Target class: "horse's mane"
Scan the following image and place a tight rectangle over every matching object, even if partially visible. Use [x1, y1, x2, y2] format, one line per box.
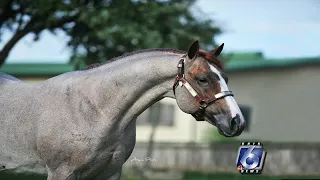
[84, 49, 185, 70]
[84, 48, 224, 70]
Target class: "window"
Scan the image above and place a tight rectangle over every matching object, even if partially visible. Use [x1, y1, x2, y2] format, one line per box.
[239, 105, 252, 132]
[136, 102, 175, 126]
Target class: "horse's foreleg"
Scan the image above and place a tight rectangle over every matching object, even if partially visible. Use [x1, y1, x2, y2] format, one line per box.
[47, 171, 80, 180]
[92, 167, 122, 180]
[46, 165, 53, 180]
[107, 171, 122, 180]
[65, 172, 81, 180]
[46, 164, 79, 180]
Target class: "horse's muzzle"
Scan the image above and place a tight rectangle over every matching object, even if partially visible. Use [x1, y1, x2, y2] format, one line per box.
[217, 114, 245, 137]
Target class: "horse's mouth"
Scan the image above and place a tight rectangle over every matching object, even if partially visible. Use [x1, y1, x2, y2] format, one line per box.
[205, 118, 217, 126]
[216, 121, 244, 137]
[205, 119, 237, 137]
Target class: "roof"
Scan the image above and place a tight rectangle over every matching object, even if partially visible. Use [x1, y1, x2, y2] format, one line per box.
[224, 52, 320, 72]
[1, 52, 320, 76]
[0, 63, 75, 76]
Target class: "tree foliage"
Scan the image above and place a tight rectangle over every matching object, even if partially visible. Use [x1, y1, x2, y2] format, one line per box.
[0, 0, 221, 67]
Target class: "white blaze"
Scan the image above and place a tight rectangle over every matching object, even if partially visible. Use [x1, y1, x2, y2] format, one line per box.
[208, 64, 245, 123]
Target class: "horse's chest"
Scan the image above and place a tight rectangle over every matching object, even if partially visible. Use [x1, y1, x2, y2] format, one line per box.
[108, 121, 136, 167]
[87, 120, 137, 178]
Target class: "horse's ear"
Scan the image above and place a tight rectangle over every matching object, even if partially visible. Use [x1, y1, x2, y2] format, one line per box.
[211, 43, 224, 57]
[187, 40, 199, 60]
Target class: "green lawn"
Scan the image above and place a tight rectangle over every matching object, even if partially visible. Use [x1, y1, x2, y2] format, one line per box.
[181, 171, 320, 180]
[1, 171, 319, 180]
[0, 171, 46, 180]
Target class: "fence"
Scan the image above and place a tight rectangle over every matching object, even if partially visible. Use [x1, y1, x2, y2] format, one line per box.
[124, 142, 320, 176]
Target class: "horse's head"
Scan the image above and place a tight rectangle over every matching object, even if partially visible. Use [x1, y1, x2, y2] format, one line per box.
[173, 40, 245, 137]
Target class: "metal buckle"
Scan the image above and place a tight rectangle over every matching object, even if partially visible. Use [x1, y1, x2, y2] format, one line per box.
[199, 100, 208, 108]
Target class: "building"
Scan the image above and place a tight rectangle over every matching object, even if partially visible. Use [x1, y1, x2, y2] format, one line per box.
[1, 52, 320, 143]
[0, 63, 75, 82]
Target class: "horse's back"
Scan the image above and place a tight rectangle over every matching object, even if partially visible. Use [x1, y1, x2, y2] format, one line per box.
[0, 72, 23, 85]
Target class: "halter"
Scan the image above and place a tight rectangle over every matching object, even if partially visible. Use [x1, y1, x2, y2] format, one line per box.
[172, 56, 234, 121]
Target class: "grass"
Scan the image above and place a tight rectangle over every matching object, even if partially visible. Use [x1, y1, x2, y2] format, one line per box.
[0, 171, 46, 180]
[1, 171, 320, 180]
[181, 171, 320, 180]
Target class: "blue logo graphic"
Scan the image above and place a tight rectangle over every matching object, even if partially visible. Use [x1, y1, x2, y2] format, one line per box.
[236, 142, 266, 174]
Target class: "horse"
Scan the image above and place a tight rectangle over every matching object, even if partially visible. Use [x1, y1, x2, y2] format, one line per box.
[0, 40, 245, 180]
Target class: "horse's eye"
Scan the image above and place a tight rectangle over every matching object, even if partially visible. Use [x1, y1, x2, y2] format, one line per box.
[196, 77, 209, 86]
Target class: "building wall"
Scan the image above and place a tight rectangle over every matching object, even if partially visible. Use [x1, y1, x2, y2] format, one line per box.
[230, 65, 320, 142]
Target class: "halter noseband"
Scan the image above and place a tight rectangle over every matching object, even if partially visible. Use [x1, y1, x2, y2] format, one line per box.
[172, 56, 234, 121]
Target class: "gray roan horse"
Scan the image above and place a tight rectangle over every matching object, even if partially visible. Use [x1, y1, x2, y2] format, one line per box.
[0, 41, 245, 180]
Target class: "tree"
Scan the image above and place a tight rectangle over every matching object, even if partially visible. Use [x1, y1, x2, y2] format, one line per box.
[0, 0, 221, 67]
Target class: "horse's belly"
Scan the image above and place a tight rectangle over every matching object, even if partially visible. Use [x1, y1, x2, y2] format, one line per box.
[0, 151, 46, 174]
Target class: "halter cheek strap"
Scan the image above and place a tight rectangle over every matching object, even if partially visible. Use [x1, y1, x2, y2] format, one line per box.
[172, 57, 234, 121]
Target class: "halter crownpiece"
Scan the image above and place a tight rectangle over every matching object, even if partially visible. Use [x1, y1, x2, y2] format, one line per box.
[172, 56, 234, 121]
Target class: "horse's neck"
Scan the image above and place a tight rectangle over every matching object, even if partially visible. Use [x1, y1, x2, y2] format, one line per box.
[71, 51, 182, 131]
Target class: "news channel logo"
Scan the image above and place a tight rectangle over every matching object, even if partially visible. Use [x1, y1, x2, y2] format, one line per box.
[236, 142, 267, 174]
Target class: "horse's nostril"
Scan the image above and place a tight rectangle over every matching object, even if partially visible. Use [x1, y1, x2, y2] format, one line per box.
[230, 114, 240, 130]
